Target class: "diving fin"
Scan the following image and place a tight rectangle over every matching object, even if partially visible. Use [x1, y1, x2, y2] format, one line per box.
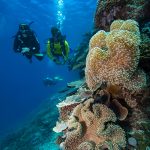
[34, 53, 44, 61]
[34, 53, 44, 57]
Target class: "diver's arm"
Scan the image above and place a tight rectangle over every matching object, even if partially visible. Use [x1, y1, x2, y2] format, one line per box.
[30, 31, 40, 53]
[13, 33, 21, 52]
[46, 40, 54, 60]
[33, 31, 40, 51]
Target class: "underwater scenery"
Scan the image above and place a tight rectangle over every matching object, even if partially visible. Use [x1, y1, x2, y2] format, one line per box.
[0, 0, 150, 150]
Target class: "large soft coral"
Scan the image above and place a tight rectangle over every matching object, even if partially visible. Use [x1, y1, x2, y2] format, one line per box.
[63, 98, 126, 150]
[85, 19, 147, 91]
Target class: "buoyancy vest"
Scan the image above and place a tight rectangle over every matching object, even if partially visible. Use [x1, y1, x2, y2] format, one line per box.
[50, 38, 66, 56]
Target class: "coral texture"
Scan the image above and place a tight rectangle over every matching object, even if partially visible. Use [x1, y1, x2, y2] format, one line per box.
[139, 22, 150, 73]
[63, 98, 126, 150]
[94, 0, 150, 31]
[92, 83, 128, 121]
[111, 99, 128, 121]
[85, 19, 147, 91]
[58, 103, 80, 121]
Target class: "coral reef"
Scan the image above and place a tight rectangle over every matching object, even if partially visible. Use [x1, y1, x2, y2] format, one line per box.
[53, 121, 67, 133]
[111, 99, 128, 121]
[94, 0, 150, 79]
[67, 79, 85, 88]
[92, 83, 128, 121]
[56, 79, 92, 122]
[128, 119, 150, 150]
[63, 98, 126, 150]
[1, 78, 149, 149]
[55, 79, 150, 149]
[139, 22, 150, 74]
[94, 0, 150, 31]
[58, 101, 80, 121]
[85, 19, 147, 91]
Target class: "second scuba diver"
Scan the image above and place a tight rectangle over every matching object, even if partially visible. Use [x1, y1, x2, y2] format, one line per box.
[13, 23, 44, 62]
[43, 76, 63, 87]
[46, 27, 70, 65]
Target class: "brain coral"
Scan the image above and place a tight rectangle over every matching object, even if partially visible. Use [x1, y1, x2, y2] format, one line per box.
[85, 19, 147, 91]
[63, 98, 126, 150]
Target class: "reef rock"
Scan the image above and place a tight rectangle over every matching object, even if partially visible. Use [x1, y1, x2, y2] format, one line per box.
[95, 0, 150, 31]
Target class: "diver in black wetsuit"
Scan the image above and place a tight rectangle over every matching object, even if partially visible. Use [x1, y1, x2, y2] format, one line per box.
[13, 23, 44, 62]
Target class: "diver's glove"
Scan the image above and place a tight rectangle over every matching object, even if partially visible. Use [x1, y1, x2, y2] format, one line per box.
[21, 47, 30, 54]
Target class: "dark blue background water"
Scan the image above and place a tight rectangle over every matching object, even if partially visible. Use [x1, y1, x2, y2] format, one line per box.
[0, 0, 96, 138]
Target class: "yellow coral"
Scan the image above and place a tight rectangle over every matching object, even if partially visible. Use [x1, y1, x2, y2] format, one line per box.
[110, 20, 124, 31]
[110, 19, 140, 33]
[85, 19, 146, 91]
[119, 19, 140, 33]
[89, 30, 107, 51]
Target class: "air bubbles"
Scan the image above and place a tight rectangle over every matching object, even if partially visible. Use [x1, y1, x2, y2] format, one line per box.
[56, 0, 65, 31]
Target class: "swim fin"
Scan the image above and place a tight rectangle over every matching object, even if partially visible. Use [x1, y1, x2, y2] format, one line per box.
[34, 53, 44, 61]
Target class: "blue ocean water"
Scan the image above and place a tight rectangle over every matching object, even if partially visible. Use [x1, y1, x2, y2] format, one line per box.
[0, 0, 96, 139]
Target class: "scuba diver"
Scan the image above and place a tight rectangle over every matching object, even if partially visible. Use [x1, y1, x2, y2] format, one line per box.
[43, 76, 63, 87]
[13, 23, 44, 62]
[46, 27, 70, 65]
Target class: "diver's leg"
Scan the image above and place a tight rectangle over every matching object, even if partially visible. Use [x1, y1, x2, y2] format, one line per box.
[24, 53, 32, 63]
[54, 55, 64, 64]
[31, 48, 44, 61]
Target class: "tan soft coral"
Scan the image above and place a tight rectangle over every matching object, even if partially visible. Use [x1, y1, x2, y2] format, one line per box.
[85, 19, 147, 91]
[63, 98, 126, 150]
